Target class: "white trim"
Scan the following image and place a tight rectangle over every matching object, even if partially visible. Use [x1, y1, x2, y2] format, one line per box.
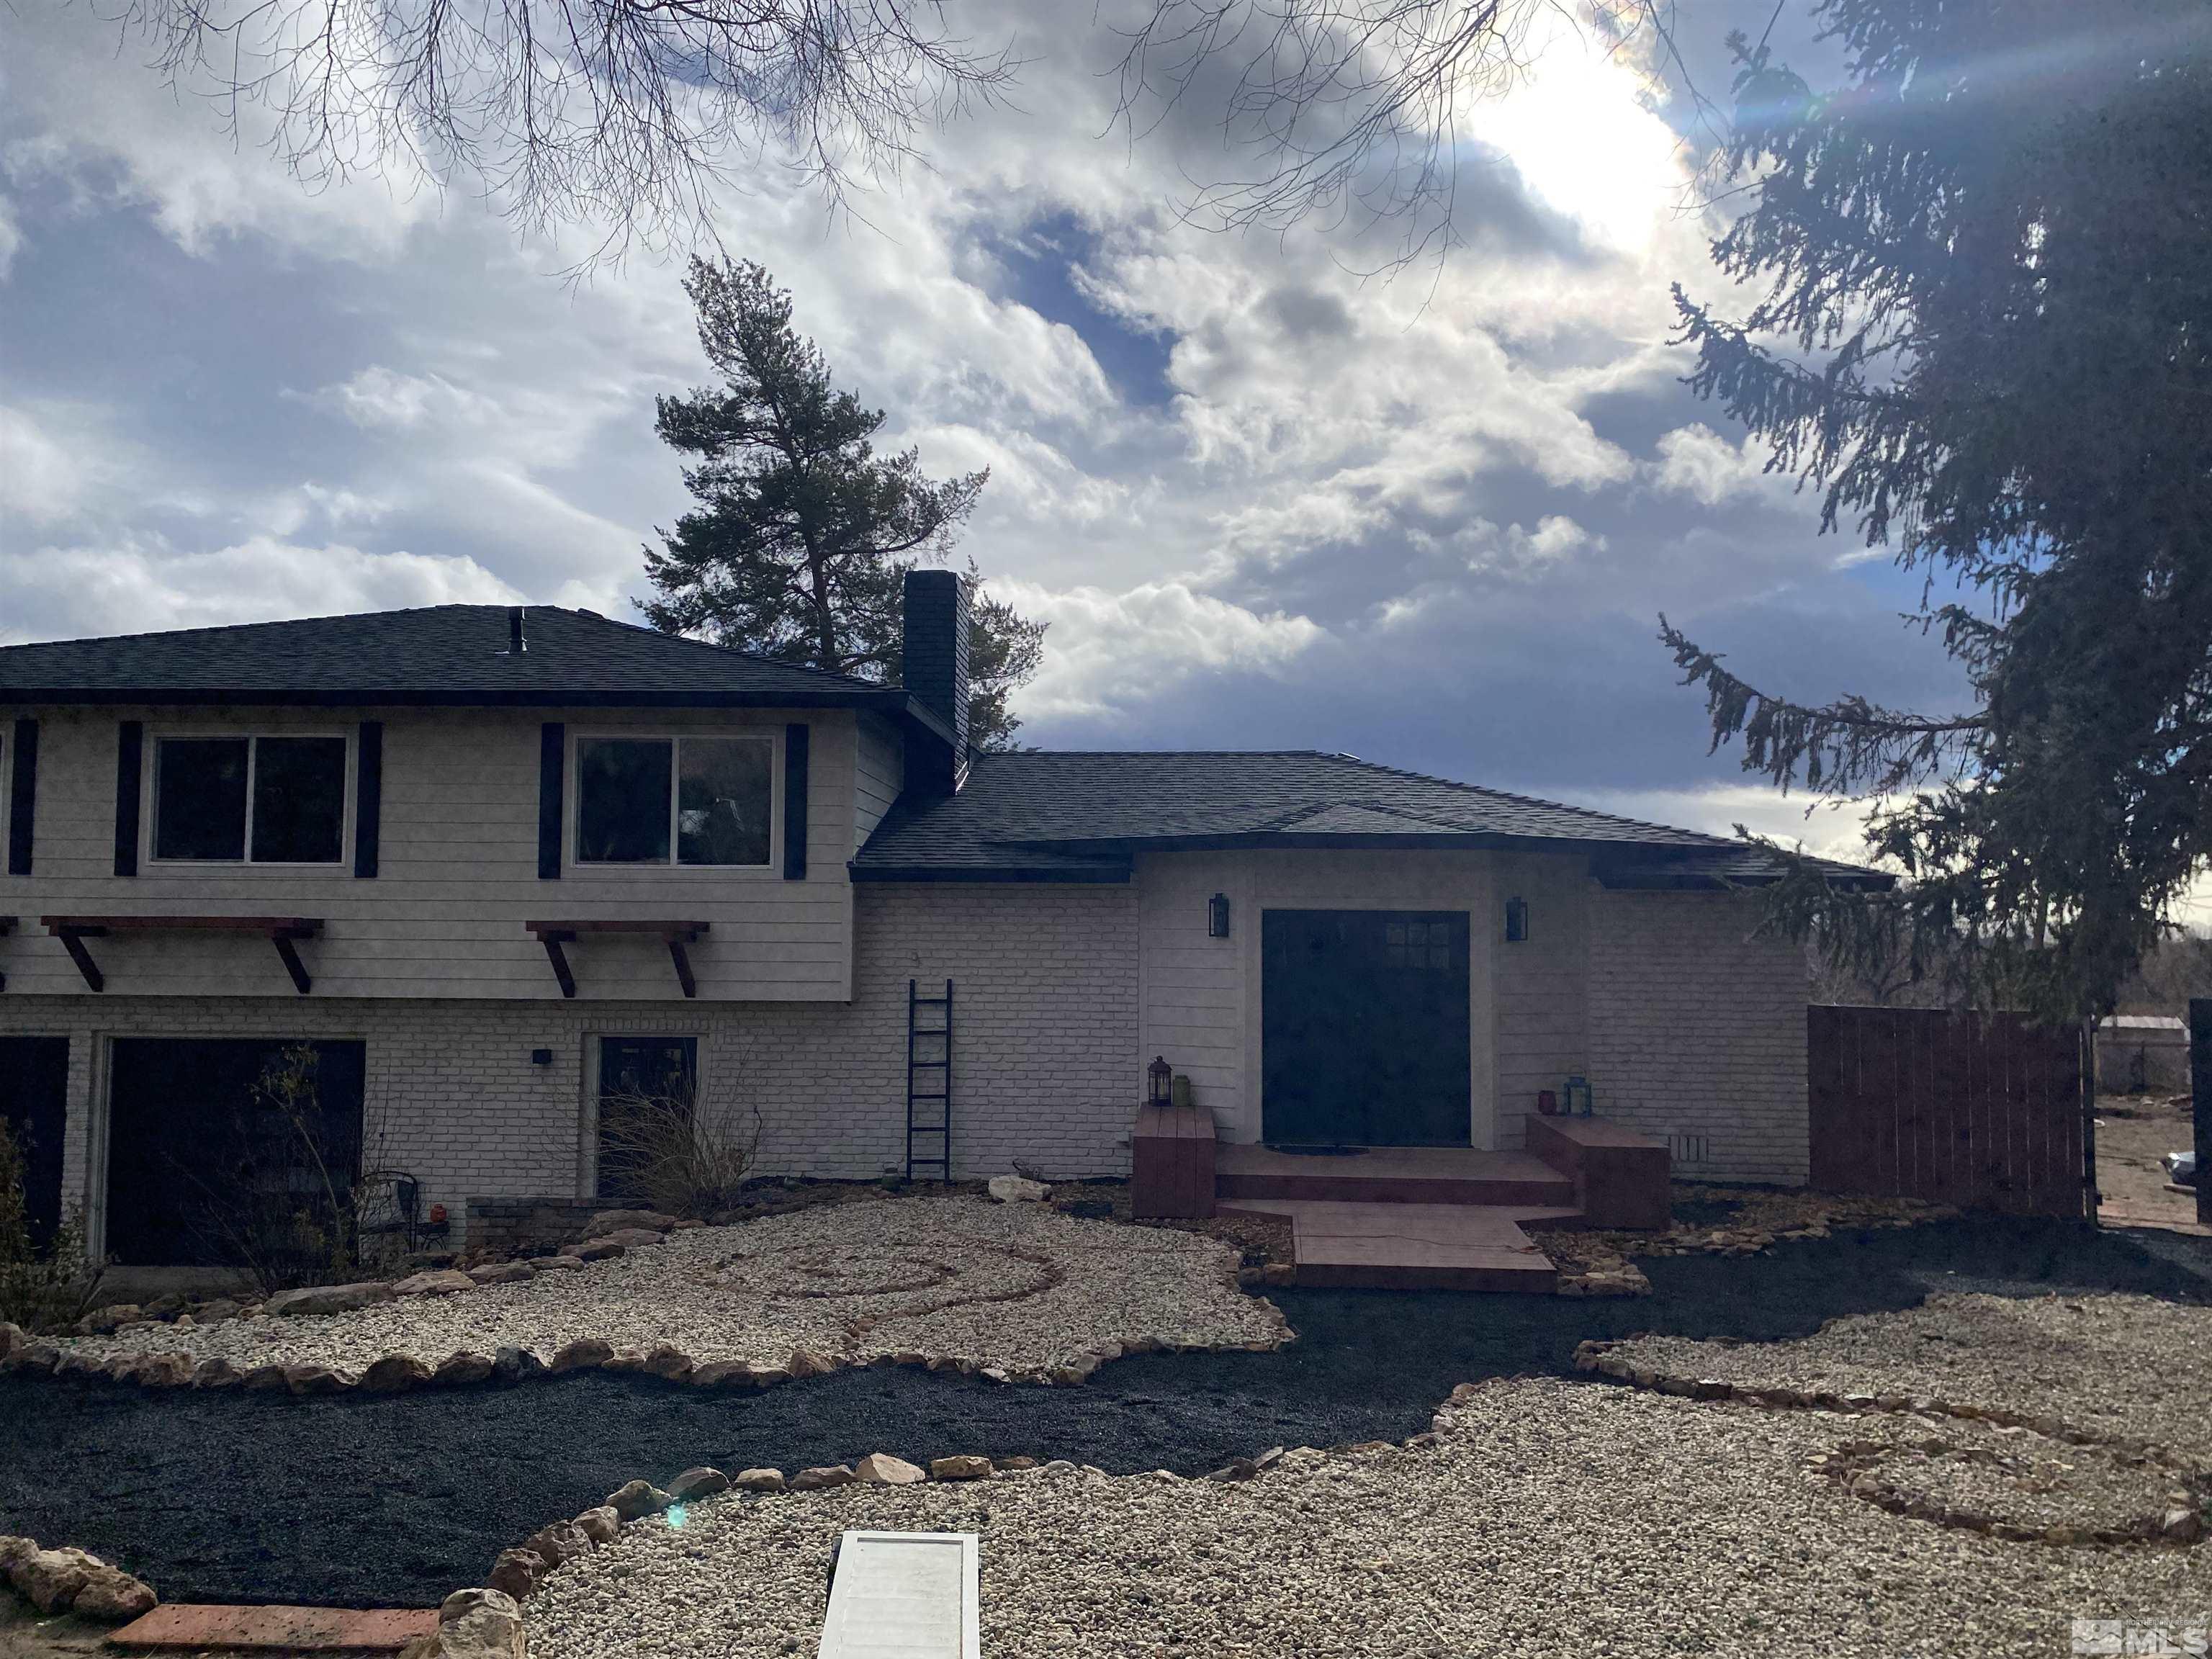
[568, 730, 778, 874]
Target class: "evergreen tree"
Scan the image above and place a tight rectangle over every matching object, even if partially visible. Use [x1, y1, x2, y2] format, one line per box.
[1665, 0, 2212, 1021]
[644, 258, 1044, 751]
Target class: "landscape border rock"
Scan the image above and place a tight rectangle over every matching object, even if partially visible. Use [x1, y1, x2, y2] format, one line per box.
[0, 1533, 158, 1622]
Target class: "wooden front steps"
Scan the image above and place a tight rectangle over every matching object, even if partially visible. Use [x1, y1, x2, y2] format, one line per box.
[1213, 1143, 1578, 1209]
[1130, 1108, 1671, 1294]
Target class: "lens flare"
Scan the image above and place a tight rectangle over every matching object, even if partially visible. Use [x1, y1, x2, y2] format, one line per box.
[665, 1503, 688, 1530]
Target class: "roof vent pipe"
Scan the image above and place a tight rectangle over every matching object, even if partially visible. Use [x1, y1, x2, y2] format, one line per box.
[508, 606, 526, 655]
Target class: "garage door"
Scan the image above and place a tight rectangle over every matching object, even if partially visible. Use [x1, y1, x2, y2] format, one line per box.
[1262, 910, 1471, 1147]
[106, 1038, 366, 1267]
[1, 1038, 70, 1251]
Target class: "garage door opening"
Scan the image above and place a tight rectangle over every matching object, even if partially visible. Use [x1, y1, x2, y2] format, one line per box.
[105, 1038, 367, 1267]
[1262, 910, 1471, 1148]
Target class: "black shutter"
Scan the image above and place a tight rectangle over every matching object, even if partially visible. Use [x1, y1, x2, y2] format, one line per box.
[354, 720, 383, 878]
[113, 720, 143, 876]
[783, 722, 809, 880]
[538, 722, 565, 879]
[6, 718, 36, 876]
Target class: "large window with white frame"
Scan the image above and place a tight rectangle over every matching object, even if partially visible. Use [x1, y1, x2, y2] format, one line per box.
[152, 734, 349, 864]
[575, 734, 773, 868]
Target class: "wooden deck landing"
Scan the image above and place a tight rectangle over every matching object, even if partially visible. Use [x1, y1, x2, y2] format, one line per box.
[1219, 1198, 1565, 1292]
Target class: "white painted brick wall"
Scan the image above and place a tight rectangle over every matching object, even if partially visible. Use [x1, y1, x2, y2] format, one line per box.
[1585, 888, 1810, 1185]
[0, 882, 1140, 1256]
[746, 884, 1140, 1182]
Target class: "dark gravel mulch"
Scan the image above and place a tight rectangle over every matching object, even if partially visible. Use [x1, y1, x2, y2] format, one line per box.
[1, 1215, 2205, 1609]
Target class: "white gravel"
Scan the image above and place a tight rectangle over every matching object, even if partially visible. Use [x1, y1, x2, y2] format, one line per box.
[523, 1371, 2212, 1659]
[1606, 1292, 2212, 1458]
[58, 1195, 1287, 1382]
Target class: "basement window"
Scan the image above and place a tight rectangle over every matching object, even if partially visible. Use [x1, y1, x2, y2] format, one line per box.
[153, 735, 348, 864]
[576, 736, 772, 868]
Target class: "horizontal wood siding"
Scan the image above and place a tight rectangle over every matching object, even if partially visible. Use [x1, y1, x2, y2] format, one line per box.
[0, 705, 861, 1002]
[854, 711, 904, 853]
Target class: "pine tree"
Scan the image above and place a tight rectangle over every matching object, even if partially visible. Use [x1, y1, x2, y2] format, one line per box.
[643, 258, 1045, 750]
[1665, 0, 2212, 1020]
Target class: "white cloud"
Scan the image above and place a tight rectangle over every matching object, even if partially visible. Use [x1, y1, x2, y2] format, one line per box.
[995, 577, 1324, 720]
[0, 6, 436, 261]
[1462, 513, 1603, 573]
[1464, 10, 1688, 254]
[310, 367, 504, 433]
[0, 536, 521, 643]
[0, 190, 22, 279]
[0, 402, 100, 527]
[1650, 423, 1791, 508]
[1571, 783, 1894, 868]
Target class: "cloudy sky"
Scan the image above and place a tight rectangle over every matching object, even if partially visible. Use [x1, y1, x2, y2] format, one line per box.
[0, 0, 1974, 860]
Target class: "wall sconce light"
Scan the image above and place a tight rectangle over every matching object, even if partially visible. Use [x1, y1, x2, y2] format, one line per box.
[1208, 893, 1231, 938]
[1504, 896, 1529, 943]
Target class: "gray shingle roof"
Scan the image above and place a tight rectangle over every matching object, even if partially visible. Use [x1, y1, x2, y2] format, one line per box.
[0, 605, 937, 721]
[853, 750, 1891, 886]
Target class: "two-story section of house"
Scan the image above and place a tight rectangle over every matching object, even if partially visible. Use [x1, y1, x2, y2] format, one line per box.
[0, 575, 991, 1262]
[0, 570, 1866, 1266]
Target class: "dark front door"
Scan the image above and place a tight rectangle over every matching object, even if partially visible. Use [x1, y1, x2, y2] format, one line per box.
[1262, 909, 1471, 1147]
[106, 1038, 367, 1266]
[1, 1038, 70, 1250]
[596, 1036, 698, 1205]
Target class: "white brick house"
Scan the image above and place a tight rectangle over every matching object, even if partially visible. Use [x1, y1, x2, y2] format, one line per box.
[0, 575, 1865, 1261]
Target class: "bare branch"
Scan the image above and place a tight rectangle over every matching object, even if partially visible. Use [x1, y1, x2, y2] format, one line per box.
[1104, 0, 1722, 271]
[103, 0, 1020, 267]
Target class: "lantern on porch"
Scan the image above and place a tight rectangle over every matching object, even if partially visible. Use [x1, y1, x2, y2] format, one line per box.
[1147, 1055, 1174, 1108]
[1208, 892, 1231, 938]
[1504, 896, 1529, 943]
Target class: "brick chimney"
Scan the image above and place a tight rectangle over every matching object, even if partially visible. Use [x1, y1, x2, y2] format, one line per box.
[902, 567, 971, 796]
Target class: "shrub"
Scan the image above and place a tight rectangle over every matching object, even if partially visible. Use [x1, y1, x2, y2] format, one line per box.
[0, 1118, 103, 1334]
[595, 1088, 760, 1218]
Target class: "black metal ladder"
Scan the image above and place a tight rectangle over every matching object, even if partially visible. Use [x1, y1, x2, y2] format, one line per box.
[906, 978, 953, 1182]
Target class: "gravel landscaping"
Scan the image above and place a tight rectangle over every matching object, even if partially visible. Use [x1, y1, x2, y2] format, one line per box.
[1603, 1292, 2212, 1460]
[1808, 1414, 2193, 1537]
[522, 1375, 2212, 1659]
[1, 1214, 2206, 1609]
[50, 1195, 1287, 1385]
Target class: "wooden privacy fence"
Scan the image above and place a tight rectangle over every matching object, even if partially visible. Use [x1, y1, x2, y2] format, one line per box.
[1807, 1005, 2089, 1218]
